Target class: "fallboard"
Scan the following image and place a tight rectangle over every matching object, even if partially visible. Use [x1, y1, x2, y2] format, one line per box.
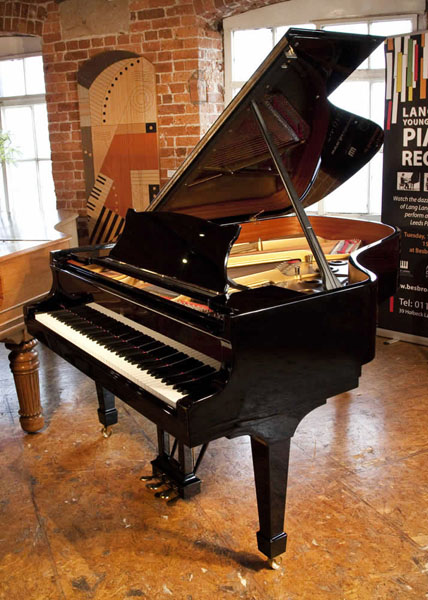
[53, 267, 229, 364]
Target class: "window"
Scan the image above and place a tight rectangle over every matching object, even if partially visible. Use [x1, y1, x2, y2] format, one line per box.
[0, 55, 55, 216]
[224, 11, 418, 216]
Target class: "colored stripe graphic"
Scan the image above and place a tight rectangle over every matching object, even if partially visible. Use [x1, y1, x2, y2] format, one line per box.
[421, 57, 426, 99]
[407, 38, 413, 88]
[386, 100, 392, 130]
[397, 52, 402, 93]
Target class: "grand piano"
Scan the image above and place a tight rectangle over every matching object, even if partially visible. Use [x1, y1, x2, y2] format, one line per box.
[25, 29, 399, 567]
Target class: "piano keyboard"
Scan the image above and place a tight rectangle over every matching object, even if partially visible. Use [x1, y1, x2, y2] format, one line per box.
[87, 174, 125, 244]
[87, 174, 112, 217]
[35, 302, 221, 408]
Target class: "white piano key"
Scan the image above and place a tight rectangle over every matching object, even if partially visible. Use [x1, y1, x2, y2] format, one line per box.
[35, 311, 211, 408]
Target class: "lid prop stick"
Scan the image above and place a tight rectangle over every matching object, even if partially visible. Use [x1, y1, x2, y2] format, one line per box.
[250, 99, 342, 291]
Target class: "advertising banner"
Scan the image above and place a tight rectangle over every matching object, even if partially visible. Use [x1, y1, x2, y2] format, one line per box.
[379, 33, 428, 343]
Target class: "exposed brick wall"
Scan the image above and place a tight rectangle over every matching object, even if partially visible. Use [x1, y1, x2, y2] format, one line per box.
[0, 2, 47, 36]
[1, 0, 287, 212]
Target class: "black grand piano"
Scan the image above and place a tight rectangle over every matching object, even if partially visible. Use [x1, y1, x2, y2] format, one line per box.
[26, 29, 399, 568]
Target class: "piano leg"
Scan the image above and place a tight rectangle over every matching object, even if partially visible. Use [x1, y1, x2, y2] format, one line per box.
[6, 338, 44, 433]
[250, 436, 290, 565]
[95, 383, 118, 436]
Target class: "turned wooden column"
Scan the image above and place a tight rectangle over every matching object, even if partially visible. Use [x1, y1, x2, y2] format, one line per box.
[6, 338, 44, 433]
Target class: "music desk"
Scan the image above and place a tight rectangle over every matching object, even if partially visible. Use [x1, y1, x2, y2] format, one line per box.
[0, 209, 77, 433]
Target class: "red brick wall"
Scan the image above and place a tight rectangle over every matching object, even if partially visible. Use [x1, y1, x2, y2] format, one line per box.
[0, 0, 286, 212]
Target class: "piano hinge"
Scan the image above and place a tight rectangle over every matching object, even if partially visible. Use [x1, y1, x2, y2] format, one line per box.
[249, 209, 265, 222]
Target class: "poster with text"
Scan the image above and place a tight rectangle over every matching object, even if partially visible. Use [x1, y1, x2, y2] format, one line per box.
[379, 32, 428, 340]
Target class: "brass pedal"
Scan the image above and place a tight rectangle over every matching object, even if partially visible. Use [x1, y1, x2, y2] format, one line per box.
[156, 487, 174, 500]
[140, 474, 156, 482]
[146, 477, 166, 491]
[166, 492, 180, 505]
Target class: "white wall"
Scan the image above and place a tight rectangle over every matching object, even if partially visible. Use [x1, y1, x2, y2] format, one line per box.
[0, 36, 41, 59]
[224, 0, 426, 30]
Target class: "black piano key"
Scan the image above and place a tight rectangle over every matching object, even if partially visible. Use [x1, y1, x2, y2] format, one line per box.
[130, 339, 164, 351]
[116, 331, 150, 342]
[131, 351, 182, 369]
[89, 317, 117, 329]
[147, 354, 195, 375]
[105, 338, 133, 350]
[108, 338, 155, 354]
[173, 368, 217, 392]
[146, 357, 198, 379]
[57, 314, 83, 324]
[55, 316, 91, 330]
[111, 333, 149, 345]
[114, 347, 185, 369]
[126, 354, 178, 370]
[148, 346, 177, 358]
[155, 358, 203, 380]
[53, 309, 73, 317]
[75, 323, 105, 336]
[70, 306, 93, 316]
[120, 341, 165, 358]
[51, 306, 216, 389]
[82, 326, 106, 336]
[128, 345, 181, 365]
[77, 309, 114, 324]
[105, 328, 154, 346]
[87, 331, 116, 343]
[167, 364, 215, 385]
[58, 308, 156, 345]
[103, 338, 139, 353]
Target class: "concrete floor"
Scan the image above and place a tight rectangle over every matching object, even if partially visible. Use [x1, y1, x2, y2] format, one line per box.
[1, 337, 428, 599]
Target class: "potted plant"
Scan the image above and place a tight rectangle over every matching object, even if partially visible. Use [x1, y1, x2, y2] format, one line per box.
[0, 131, 19, 164]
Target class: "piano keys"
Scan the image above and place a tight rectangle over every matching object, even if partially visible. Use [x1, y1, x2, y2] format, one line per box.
[25, 28, 399, 568]
[35, 302, 221, 407]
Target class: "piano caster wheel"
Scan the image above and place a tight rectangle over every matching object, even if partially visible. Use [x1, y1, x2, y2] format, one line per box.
[268, 557, 282, 570]
[101, 426, 113, 438]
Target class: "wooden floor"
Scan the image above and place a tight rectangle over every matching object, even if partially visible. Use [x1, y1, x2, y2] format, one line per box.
[1, 337, 428, 599]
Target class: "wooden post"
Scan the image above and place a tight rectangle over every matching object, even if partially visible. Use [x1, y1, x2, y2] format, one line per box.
[6, 338, 44, 433]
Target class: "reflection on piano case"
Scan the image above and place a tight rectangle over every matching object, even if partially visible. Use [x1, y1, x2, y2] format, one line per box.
[25, 29, 399, 568]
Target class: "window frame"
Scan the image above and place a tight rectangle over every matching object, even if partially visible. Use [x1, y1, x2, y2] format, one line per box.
[0, 52, 51, 214]
[223, 11, 419, 218]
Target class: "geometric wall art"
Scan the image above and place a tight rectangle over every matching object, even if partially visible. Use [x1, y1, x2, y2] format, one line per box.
[77, 51, 160, 244]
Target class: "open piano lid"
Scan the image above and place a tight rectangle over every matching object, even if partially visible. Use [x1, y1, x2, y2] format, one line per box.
[149, 28, 384, 224]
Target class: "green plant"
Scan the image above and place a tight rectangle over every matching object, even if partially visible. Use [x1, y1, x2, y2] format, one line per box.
[0, 131, 19, 164]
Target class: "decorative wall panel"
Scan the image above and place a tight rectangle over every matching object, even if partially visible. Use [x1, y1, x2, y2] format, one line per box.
[77, 51, 160, 244]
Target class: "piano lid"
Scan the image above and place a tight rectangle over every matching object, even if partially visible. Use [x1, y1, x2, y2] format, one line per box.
[149, 28, 384, 224]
